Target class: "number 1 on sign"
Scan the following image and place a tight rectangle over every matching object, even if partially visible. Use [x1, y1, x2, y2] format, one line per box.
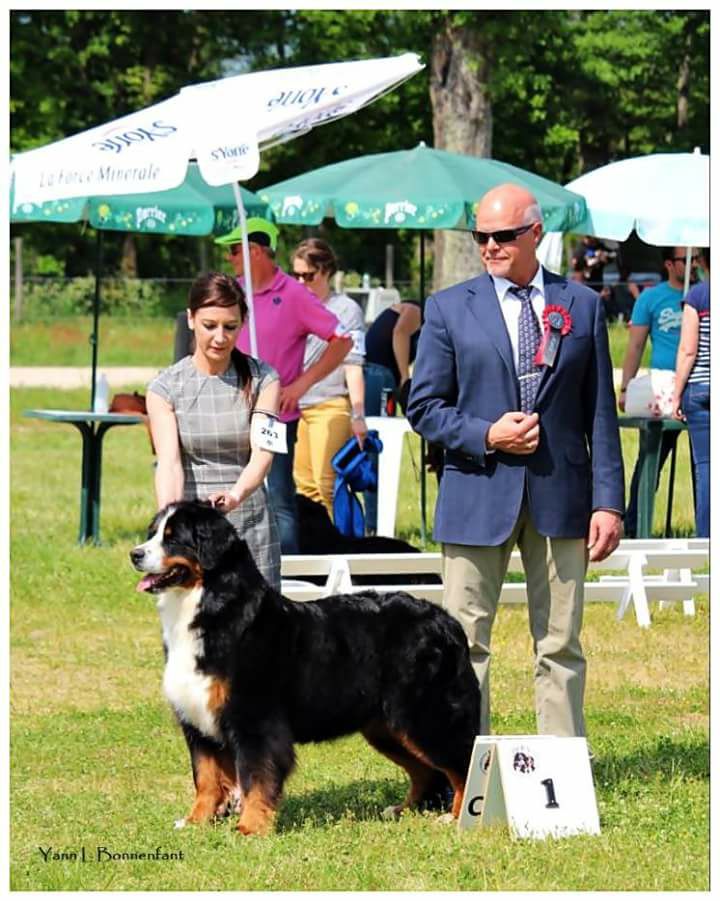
[541, 778, 560, 809]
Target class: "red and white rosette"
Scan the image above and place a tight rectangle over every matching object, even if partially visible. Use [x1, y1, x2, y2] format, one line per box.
[534, 305, 573, 367]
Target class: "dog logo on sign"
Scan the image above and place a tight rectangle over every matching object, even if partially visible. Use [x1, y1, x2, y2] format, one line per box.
[512, 750, 535, 774]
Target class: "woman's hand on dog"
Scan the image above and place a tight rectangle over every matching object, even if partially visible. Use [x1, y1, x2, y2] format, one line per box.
[207, 491, 241, 513]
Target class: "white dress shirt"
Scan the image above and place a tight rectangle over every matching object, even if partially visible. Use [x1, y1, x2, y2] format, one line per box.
[490, 267, 546, 371]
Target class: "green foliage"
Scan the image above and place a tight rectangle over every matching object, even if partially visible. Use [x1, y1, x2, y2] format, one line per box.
[19, 277, 96, 318]
[9, 10, 710, 283]
[16, 278, 167, 320]
[10, 10, 249, 153]
[34, 254, 65, 276]
[484, 8, 709, 181]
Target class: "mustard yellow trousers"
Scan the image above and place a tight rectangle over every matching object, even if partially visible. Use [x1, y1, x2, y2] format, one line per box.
[293, 396, 352, 518]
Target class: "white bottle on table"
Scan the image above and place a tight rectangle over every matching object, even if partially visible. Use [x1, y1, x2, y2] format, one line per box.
[93, 373, 110, 413]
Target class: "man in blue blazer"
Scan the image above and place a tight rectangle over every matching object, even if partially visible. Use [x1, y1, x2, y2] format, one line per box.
[407, 183, 624, 738]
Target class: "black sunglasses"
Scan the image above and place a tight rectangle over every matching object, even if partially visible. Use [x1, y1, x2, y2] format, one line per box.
[291, 269, 319, 282]
[471, 223, 535, 245]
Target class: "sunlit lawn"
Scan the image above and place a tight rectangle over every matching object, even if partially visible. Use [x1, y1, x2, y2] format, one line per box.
[10, 316, 648, 370]
[10, 384, 707, 891]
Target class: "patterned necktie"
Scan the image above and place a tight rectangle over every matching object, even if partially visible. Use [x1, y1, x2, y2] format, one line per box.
[509, 285, 543, 413]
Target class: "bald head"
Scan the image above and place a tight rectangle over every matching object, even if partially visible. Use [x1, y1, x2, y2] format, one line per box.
[476, 183, 542, 228]
[474, 183, 543, 286]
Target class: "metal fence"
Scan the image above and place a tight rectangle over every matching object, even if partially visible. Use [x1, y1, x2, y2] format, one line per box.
[9, 275, 646, 322]
[9, 276, 421, 320]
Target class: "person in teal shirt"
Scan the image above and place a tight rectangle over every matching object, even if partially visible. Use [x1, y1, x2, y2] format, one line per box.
[618, 246, 697, 536]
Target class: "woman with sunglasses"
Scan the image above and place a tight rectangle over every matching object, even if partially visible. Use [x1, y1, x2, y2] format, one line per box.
[290, 238, 367, 518]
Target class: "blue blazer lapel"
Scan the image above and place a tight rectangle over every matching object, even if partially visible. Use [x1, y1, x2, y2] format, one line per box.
[466, 274, 517, 386]
[535, 268, 576, 404]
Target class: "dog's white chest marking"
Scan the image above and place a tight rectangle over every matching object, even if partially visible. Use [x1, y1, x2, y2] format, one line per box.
[158, 586, 221, 741]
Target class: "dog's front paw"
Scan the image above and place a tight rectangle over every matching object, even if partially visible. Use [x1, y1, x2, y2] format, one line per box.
[381, 804, 403, 821]
[434, 812, 455, 826]
[229, 785, 244, 815]
[174, 818, 187, 830]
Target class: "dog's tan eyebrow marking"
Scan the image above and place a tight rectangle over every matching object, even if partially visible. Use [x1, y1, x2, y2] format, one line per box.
[163, 555, 203, 587]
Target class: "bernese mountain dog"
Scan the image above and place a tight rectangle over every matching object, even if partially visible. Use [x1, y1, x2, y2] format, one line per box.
[130, 501, 479, 836]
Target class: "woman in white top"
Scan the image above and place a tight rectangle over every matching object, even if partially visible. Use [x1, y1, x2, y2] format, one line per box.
[291, 238, 367, 517]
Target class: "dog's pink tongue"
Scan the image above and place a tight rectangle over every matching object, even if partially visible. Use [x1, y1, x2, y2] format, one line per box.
[136, 575, 155, 593]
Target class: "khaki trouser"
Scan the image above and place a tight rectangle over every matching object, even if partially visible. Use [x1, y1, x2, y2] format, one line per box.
[443, 504, 589, 737]
[293, 396, 352, 517]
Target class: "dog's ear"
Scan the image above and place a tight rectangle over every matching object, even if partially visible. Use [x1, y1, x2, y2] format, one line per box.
[194, 508, 239, 572]
[198, 530, 266, 623]
[145, 508, 166, 540]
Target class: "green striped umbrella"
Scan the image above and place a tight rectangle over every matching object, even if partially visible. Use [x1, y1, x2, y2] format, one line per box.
[259, 142, 587, 232]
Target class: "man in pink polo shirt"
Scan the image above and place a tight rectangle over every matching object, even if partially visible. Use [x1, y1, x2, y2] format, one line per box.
[215, 218, 352, 554]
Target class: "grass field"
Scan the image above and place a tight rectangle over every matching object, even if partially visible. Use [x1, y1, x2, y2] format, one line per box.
[9, 384, 708, 891]
[9, 315, 650, 370]
[10, 316, 177, 367]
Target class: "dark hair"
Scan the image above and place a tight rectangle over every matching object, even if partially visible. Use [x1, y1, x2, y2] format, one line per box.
[659, 247, 681, 281]
[188, 272, 252, 393]
[292, 238, 338, 277]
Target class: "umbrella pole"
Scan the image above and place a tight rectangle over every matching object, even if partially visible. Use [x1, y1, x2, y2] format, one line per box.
[684, 146, 703, 297]
[231, 182, 258, 358]
[419, 230, 427, 546]
[684, 246, 692, 295]
[90, 230, 103, 411]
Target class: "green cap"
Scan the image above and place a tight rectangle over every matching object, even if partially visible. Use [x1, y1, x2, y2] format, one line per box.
[214, 217, 279, 251]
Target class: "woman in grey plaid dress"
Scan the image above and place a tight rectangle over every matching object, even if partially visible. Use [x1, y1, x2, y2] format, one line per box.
[147, 273, 281, 588]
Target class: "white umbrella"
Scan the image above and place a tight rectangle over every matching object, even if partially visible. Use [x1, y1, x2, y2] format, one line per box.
[10, 53, 424, 357]
[537, 149, 709, 292]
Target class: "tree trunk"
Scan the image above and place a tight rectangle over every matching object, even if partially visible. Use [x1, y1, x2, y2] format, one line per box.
[120, 233, 138, 278]
[677, 48, 690, 131]
[429, 19, 493, 292]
